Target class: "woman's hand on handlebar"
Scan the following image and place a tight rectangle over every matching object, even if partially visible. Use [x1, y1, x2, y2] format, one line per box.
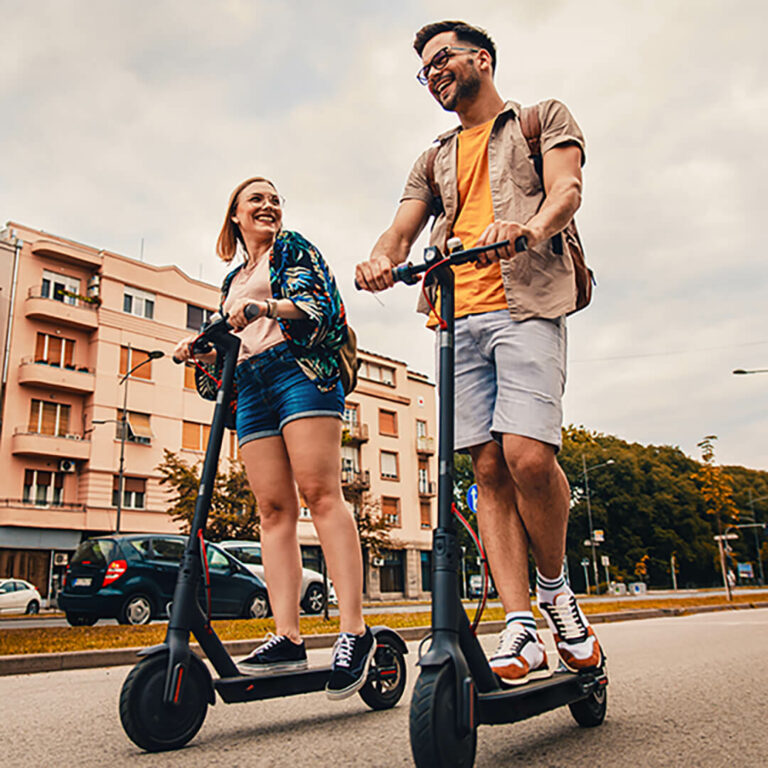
[228, 298, 265, 331]
[475, 221, 536, 265]
[355, 254, 396, 292]
[172, 335, 216, 365]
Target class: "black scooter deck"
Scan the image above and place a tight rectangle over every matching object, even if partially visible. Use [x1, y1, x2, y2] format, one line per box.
[477, 667, 607, 725]
[215, 666, 333, 702]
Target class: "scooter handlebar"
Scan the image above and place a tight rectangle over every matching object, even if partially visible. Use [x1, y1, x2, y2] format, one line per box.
[171, 304, 259, 364]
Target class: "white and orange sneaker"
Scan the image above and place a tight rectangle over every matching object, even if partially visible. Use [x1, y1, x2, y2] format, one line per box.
[489, 623, 551, 685]
[538, 591, 603, 671]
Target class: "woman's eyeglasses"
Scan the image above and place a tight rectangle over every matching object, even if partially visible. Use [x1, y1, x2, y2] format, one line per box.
[416, 46, 479, 85]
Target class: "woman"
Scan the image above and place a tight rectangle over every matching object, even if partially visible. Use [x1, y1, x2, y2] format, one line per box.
[174, 176, 372, 700]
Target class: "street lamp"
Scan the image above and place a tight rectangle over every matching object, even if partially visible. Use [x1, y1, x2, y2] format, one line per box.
[582, 456, 615, 594]
[733, 368, 768, 375]
[93, 347, 164, 534]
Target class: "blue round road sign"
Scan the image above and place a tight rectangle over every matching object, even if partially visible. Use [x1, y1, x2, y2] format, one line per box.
[466, 484, 478, 514]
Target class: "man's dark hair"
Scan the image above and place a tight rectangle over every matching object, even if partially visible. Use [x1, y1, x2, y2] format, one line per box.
[413, 20, 497, 73]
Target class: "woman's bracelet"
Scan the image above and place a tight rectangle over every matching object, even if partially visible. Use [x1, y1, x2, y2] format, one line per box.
[265, 299, 278, 319]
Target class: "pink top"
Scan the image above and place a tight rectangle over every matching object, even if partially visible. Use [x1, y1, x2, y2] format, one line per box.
[223, 253, 284, 362]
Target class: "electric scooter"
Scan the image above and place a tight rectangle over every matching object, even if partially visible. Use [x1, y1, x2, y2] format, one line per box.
[118, 306, 408, 752]
[374, 237, 607, 768]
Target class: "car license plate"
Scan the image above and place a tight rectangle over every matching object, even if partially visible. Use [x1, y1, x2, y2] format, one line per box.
[73, 577, 92, 587]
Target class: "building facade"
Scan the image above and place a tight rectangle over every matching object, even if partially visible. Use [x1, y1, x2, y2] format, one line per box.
[0, 223, 436, 603]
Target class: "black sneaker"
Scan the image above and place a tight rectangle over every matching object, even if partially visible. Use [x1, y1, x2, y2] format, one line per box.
[325, 627, 375, 700]
[237, 633, 308, 675]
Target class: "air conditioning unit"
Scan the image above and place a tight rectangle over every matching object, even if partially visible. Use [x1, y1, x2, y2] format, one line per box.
[58, 459, 76, 473]
[53, 553, 69, 566]
[372, 557, 385, 567]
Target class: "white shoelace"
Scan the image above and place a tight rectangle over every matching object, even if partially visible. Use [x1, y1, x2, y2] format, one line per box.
[494, 625, 533, 659]
[255, 632, 284, 653]
[544, 596, 588, 641]
[331, 633, 355, 669]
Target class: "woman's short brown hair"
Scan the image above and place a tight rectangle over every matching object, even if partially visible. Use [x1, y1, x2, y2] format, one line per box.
[216, 176, 278, 262]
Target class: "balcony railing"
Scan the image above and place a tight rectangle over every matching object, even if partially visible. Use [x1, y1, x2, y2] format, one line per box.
[342, 422, 369, 444]
[25, 289, 98, 330]
[0, 498, 86, 512]
[418, 480, 436, 496]
[11, 429, 91, 459]
[341, 468, 371, 492]
[416, 435, 435, 454]
[18, 358, 95, 393]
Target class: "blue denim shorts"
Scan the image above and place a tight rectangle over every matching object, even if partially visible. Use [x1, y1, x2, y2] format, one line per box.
[449, 310, 567, 451]
[234, 342, 344, 447]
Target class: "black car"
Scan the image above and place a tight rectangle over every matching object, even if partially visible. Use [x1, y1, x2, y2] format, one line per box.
[59, 534, 269, 626]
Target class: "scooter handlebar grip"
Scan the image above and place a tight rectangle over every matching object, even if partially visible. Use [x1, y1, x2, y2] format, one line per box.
[244, 303, 261, 320]
[172, 355, 184, 365]
[514, 235, 528, 252]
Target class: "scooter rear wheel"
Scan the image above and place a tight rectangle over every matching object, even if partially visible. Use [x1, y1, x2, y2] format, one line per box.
[359, 634, 406, 710]
[568, 683, 607, 727]
[410, 665, 477, 768]
[119, 655, 208, 752]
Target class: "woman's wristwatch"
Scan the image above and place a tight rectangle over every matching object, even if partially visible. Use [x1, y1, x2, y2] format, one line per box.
[264, 299, 278, 319]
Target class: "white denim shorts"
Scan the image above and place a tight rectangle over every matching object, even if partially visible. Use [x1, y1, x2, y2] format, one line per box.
[446, 310, 567, 451]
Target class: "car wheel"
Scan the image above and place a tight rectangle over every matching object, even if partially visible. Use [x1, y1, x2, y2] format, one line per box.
[245, 592, 270, 619]
[301, 583, 326, 614]
[66, 612, 98, 626]
[25, 600, 40, 615]
[120, 594, 154, 625]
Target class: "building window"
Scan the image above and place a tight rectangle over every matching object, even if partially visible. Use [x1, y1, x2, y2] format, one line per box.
[23, 470, 65, 506]
[182, 420, 210, 452]
[41, 270, 79, 305]
[418, 459, 430, 494]
[343, 403, 359, 427]
[119, 346, 153, 380]
[420, 501, 432, 530]
[28, 400, 70, 436]
[382, 496, 401, 528]
[378, 409, 398, 436]
[379, 549, 404, 592]
[118, 411, 152, 444]
[380, 450, 399, 480]
[34, 333, 75, 367]
[342, 445, 360, 473]
[416, 419, 428, 438]
[123, 286, 155, 319]
[184, 363, 197, 390]
[359, 360, 395, 386]
[112, 476, 146, 508]
[421, 551, 432, 591]
[186, 304, 213, 331]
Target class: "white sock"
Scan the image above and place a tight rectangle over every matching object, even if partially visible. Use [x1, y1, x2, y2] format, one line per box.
[505, 611, 537, 638]
[536, 568, 569, 605]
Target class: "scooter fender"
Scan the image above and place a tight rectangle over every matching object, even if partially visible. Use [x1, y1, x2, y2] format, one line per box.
[370, 626, 408, 656]
[415, 650, 477, 735]
[137, 643, 216, 705]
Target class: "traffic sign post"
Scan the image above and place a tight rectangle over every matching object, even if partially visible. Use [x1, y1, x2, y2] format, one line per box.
[580, 557, 590, 594]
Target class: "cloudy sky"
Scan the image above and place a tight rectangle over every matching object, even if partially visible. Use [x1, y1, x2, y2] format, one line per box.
[2, 0, 767, 471]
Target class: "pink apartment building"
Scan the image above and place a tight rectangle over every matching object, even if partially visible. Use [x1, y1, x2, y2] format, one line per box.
[0, 223, 436, 604]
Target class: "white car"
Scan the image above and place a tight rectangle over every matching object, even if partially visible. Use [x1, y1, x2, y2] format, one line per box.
[0, 578, 42, 614]
[219, 540, 337, 615]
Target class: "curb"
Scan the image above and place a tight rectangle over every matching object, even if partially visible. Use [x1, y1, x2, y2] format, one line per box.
[2, 601, 767, 677]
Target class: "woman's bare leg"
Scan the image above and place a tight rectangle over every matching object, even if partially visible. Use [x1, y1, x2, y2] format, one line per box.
[239, 435, 303, 642]
[282, 416, 365, 635]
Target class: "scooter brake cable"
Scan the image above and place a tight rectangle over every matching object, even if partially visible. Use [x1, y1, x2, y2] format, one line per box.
[197, 530, 213, 628]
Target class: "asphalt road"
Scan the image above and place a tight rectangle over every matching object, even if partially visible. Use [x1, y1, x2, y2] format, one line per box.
[1, 608, 766, 767]
[5, 587, 768, 629]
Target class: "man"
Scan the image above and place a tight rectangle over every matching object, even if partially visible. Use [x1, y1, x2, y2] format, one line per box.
[355, 20, 602, 684]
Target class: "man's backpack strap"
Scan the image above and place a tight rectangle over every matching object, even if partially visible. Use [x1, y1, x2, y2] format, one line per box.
[519, 104, 594, 312]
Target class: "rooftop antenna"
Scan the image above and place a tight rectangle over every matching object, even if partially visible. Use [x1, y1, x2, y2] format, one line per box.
[140, 237, 145, 261]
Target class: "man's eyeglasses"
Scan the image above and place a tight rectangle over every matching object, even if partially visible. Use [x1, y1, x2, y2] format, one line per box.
[416, 46, 479, 85]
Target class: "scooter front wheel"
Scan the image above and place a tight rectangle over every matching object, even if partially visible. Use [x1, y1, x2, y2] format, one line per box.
[409, 665, 477, 768]
[119, 654, 208, 752]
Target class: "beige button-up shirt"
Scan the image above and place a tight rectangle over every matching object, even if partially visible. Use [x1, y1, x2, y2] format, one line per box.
[401, 99, 586, 320]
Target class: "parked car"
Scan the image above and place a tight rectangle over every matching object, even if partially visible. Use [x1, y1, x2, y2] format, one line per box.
[467, 573, 497, 599]
[0, 578, 42, 614]
[59, 534, 269, 626]
[219, 540, 337, 614]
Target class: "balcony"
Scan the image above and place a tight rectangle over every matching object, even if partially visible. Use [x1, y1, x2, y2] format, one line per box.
[31, 239, 102, 269]
[25, 291, 98, 331]
[416, 436, 435, 454]
[11, 429, 91, 460]
[18, 359, 95, 394]
[341, 469, 371, 493]
[342, 422, 369, 444]
[419, 481, 436, 497]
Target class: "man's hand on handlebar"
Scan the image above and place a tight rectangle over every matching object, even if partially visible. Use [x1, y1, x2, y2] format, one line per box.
[355, 254, 396, 293]
[475, 221, 536, 265]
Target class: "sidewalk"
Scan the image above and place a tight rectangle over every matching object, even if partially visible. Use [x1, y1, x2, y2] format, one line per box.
[2, 599, 766, 677]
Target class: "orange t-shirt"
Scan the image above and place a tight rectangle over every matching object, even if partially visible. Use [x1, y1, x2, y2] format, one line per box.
[427, 118, 508, 326]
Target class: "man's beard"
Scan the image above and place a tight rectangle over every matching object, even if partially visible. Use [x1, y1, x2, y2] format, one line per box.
[439, 68, 481, 112]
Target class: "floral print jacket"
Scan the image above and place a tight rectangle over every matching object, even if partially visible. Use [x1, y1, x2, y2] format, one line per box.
[221, 230, 348, 392]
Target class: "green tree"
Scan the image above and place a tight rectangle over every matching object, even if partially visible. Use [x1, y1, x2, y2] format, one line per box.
[354, 491, 395, 560]
[157, 450, 260, 542]
[690, 436, 740, 532]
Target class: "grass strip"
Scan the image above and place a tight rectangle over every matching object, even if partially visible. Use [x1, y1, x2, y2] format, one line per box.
[0, 593, 762, 656]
